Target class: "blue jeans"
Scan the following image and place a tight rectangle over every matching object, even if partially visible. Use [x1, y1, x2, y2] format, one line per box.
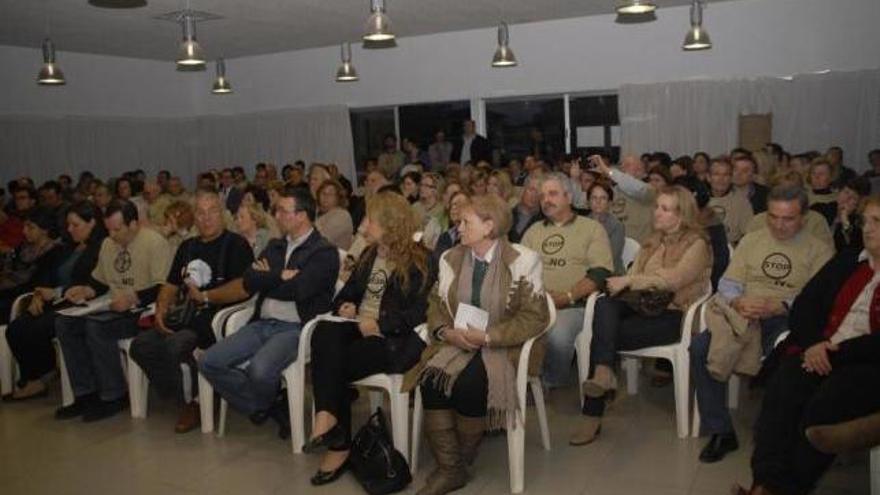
[690, 315, 788, 435]
[199, 319, 302, 415]
[55, 313, 139, 401]
[542, 307, 585, 389]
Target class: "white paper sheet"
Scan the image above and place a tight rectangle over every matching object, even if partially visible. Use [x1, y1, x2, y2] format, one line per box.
[57, 294, 113, 317]
[454, 303, 489, 333]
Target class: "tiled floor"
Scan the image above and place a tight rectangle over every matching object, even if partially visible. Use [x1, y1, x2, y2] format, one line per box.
[0, 368, 870, 495]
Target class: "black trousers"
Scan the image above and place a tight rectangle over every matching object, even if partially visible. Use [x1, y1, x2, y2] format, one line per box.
[420, 352, 488, 418]
[128, 308, 216, 403]
[752, 354, 880, 495]
[583, 297, 683, 417]
[310, 321, 391, 448]
[6, 311, 57, 382]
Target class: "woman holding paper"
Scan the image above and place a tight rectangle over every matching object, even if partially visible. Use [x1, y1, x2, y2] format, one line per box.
[4, 201, 106, 399]
[303, 191, 434, 486]
[403, 194, 550, 495]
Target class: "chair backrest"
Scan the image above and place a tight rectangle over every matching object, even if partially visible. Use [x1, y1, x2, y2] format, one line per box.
[10, 292, 32, 322]
[678, 283, 714, 350]
[622, 237, 641, 269]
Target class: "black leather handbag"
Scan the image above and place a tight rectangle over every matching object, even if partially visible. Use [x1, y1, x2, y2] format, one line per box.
[615, 288, 675, 317]
[349, 408, 412, 495]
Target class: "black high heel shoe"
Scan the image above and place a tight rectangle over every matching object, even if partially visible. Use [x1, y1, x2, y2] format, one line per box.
[302, 424, 346, 453]
[310, 459, 349, 486]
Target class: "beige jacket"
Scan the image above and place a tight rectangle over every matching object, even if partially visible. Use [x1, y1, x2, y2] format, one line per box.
[704, 294, 762, 381]
[402, 241, 550, 391]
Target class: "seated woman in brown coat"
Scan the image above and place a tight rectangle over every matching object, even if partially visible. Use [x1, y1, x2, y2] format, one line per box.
[404, 194, 550, 495]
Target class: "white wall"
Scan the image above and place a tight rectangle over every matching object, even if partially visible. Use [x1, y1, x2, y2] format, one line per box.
[193, 0, 880, 116]
[0, 45, 199, 118]
[2, 0, 877, 119]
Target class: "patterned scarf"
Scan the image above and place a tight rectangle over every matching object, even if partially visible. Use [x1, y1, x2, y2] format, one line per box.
[422, 245, 517, 429]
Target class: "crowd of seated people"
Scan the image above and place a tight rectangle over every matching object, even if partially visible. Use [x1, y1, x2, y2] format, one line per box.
[2, 131, 879, 495]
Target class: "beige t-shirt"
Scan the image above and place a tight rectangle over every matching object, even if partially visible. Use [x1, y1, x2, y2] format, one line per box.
[808, 189, 836, 206]
[746, 209, 834, 250]
[611, 188, 653, 243]
[92, 227, 172, 297]
[358, 256, 393, 321]
[708, 190, 754, 245]
[724, 228, 832, 301]
[521, 215, 613, 293]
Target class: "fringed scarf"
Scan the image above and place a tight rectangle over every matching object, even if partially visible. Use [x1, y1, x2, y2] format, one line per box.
[421, 246, 517, 429]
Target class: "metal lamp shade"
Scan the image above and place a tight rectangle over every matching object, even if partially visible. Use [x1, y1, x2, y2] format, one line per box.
[617, 0, 657, 15]
[37, 38, 65, 85]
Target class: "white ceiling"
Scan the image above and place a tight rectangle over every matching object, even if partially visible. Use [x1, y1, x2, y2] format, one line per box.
[0, 0, 717, 61]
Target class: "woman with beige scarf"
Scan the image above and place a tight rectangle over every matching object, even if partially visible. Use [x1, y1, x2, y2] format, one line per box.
[403, 194, 550, 495]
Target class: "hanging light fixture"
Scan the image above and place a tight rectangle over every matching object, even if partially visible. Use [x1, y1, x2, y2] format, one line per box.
[616, 0, 657, 15]
[336, 43, 359, 82]
[363, 0, 394, 42]
[683, 0, 712, 51]
[176, 13, 205, 68]
[211, 58, 232, 94]
[88, 0, 147, 7]
[37, 38, 66, 85]
[491, 22, 517, 68]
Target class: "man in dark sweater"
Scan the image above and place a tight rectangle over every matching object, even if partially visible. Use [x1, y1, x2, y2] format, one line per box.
[200, 187, 339, 429]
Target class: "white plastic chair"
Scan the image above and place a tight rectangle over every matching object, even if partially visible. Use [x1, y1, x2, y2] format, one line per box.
[0, 292, 31, 396]
[197, 298, 256, 434]
[872, 446, 879, 495]
[574, 292, 602, 408]
[124, 339, 193, 420]
[621, 237, 641, 269]
[280, 315, 428, 459]
[575, 285, 712, 438]
[410, 294, 557, 494]
[53, 336, 131, 407]
[195, 298, 255, 433]
[619, 286, 711, 439]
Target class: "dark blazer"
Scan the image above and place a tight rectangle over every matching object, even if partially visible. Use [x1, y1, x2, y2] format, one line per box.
[244, 229, 339, 324]
[335, 244, 434, 372]
[785, 249, 880, 365]
[748, 183, 769, 214]
[508, 206, 543, 244]
[454, 134, 492, 164]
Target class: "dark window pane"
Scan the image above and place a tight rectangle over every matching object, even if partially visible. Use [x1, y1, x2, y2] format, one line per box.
[350, 108, 396, 178]
[398, 101, 471, 152]
[486, 97, 565, 166]
[570, 94, 620, 163]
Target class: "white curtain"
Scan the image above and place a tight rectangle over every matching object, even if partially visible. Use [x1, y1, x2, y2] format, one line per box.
[619, 69, 880, 171]
[0, 105, 355, 186]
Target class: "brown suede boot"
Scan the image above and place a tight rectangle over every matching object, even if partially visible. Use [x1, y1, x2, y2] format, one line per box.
[805, 411, 880, 454]
[417, 409, 467, 495]
[456, 414, 485, 466]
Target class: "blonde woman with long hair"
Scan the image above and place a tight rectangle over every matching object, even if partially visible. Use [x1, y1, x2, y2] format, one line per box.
[572, 185, 712, 446]
[303, 191, 434, 486]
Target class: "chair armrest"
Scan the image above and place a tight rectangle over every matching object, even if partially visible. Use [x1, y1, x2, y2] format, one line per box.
[10, 292, 33, 321]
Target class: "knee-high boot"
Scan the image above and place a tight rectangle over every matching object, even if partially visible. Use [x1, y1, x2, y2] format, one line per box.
[417, 409, 467, 495]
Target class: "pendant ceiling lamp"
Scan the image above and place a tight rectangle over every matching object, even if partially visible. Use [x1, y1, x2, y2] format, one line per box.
[211, 58, 232, 94]
[336, 43, 359, 82]
[37, 38, 66, 85]
[363, 0, 394, 42]
[616, 0, 657, 15]
[491, 22, 517, 68]
[176, 13, 205, 68]
[683, 0, 712, 51]
[88, 0, 147, 7]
